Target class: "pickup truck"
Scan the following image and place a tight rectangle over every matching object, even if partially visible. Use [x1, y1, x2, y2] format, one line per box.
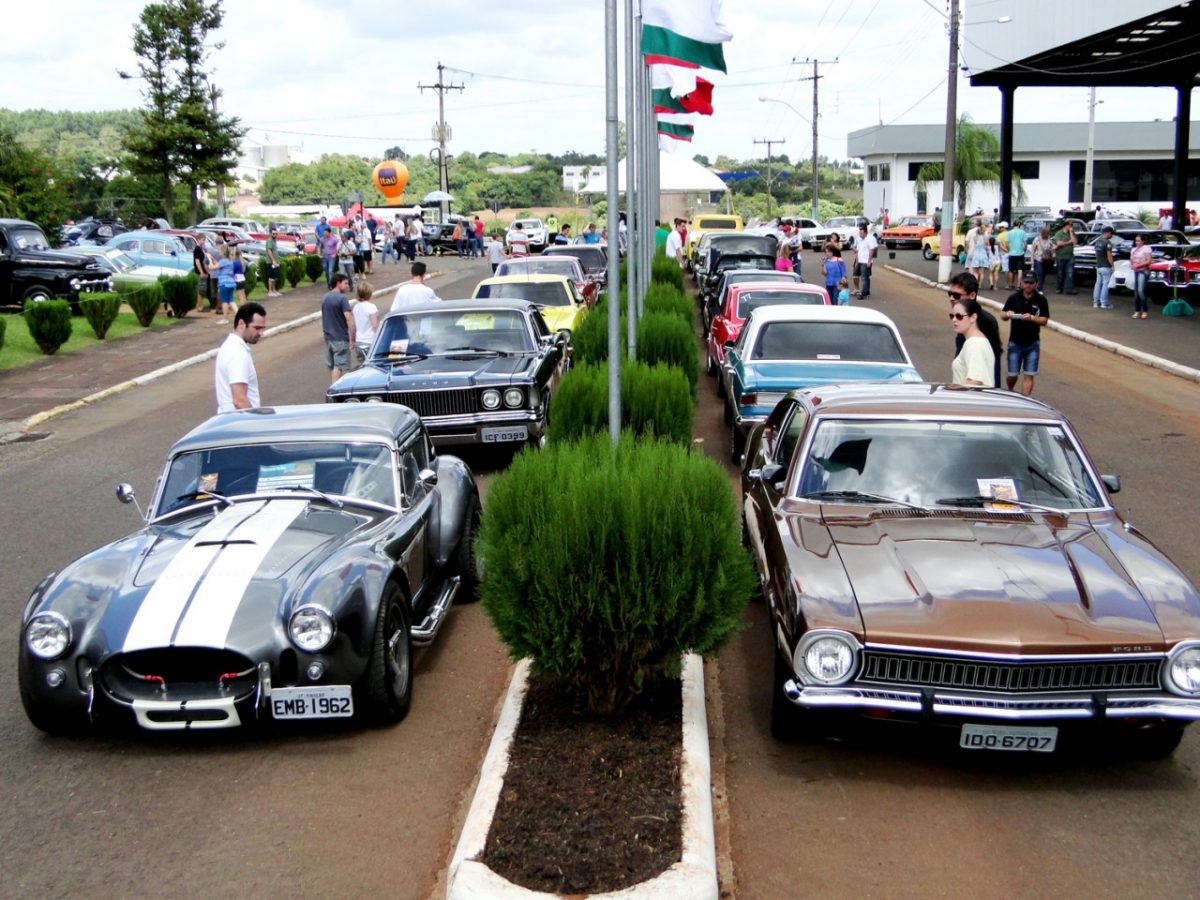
[0, 218, 112, 313]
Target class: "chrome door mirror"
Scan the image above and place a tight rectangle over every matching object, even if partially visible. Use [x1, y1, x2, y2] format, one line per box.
[1101, 474, 1120, 494]
[115, 482, 144, 518]
[418, 468, 438, 487]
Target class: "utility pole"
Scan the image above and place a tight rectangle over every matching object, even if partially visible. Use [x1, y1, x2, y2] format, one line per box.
[937, 0, 959, 284]
[210, 85, 226, 217]
[792, 58, 837, 220]
[418, 62, 464, 220]
[754, 138, 785, 218]
[1083, 87, 1101, 211]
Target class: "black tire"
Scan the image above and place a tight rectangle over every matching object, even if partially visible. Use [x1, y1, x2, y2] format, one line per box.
[360, 584, 413, 725]
[886, 241, 897, 250]
[1127, 723, 1186, 760]
[731, 420, 745, 464]
[723, 394, 733, 425]
[922, 245, 934, 261]
[705, 348, 717, 377]
[770, 650, 806, 742]
[454, 497, 481, 603]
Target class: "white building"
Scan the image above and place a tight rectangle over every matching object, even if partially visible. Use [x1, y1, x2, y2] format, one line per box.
[233, 141, 313, 185]
[847, 121, 1200, 218]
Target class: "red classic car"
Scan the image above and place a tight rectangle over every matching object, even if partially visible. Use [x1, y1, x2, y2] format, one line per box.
[880, 214, 934, 249]
[1147, 243, 1200, 303]
[742, 383, 1200, 758]
[704, 282, 830, 383]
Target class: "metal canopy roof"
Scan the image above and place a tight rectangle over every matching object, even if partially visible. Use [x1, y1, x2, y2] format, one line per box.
[968, 5, 1200, 89]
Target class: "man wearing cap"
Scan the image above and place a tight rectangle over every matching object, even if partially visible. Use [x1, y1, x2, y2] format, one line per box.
[1002, 271, 1050, 396]
[1092, 224, 1116, 309]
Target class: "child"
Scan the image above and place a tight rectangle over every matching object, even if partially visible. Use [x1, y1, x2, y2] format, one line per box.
[987, 236, 1003, 291]
[232, 247, 247, 310]
[836, 277, 850, 306]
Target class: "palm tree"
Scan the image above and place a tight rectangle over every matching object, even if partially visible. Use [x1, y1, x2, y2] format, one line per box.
[914, 114, 1025, 220]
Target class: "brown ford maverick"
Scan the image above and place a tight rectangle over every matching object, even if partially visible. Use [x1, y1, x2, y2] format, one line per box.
[741, 383, 1200, 756]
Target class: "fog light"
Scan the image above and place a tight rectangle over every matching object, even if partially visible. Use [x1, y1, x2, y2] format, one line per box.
[306, 661, 325, 681]
[46, 669, 65, 688]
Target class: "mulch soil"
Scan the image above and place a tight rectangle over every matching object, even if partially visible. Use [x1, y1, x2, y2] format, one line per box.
[481, 672, 683, 895]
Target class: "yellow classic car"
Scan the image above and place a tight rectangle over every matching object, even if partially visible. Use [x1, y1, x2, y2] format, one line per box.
[685, 213, 744, 266]
[920, 215, 993, 261]
[472, 274, 589, 338]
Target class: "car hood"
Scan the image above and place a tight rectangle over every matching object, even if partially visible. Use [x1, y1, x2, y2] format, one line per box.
[740, 360, 921, 388]
[14, 247, 108, 273]
[823, 512, 1194, 653]
[36, 499, 385, 654]
[538, 305, 584, 332]
[334, 353, 540, 392]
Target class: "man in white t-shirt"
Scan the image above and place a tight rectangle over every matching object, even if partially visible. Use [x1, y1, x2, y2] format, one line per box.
[390, 261, 441, 312]
[507, 222, 531, 257]
[663, 220, 684, 267]
[853, 224, 878, 297]
[214, 302, 266, 413]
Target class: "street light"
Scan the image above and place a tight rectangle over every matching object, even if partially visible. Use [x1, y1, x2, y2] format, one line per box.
[760, 97, 816, 219]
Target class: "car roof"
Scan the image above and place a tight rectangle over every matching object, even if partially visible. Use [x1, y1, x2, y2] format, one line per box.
[796, 382, 1063, 422]
[383, 298, 539, 316]
[170, 403, 421, 455]
[478, 273, 571, 285]
[746, 304, 901, 327]
[110, 230, 183, 241]
[728, 281, 827, 294]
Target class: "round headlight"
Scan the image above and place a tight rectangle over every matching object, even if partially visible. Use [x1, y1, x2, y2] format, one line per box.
[26, 613, 71, 660]
[797, 632, 857, 685]
[69, 278, 82, 291]
[481, 389, 501, 410]
[1166, 645, 1200, 695]
[503, 387, 525, 408]
[364, 395, 384, 403]
[289, 606, 335, 652]
[343, 396, 362, 404]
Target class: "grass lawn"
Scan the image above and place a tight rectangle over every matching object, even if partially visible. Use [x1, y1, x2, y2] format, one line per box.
[0, 312, 180, 371]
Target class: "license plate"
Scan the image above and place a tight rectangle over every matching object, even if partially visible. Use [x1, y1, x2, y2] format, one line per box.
[960, 723, 1057, 752]
[481, 426, 528, 443]
[270, 685, 354, 720]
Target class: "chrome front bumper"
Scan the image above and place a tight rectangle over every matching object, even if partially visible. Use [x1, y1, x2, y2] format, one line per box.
[784, 681, 1200, 722]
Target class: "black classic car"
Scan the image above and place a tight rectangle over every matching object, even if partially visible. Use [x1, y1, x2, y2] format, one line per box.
[1, 218, 112, 312]
[699, 250, 776, 305]
[697, 233, 779, 293]
[327, 299, 566, 448]
[19, 404, 480, 735]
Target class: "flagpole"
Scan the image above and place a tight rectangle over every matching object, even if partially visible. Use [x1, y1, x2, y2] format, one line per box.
[605, 0, 622, 443]
[642, 55, 654, 318]
[625, 0, 639, 358]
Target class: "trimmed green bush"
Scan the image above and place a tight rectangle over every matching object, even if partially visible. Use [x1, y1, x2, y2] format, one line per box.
[78, 292, 122, 339]
[284, 256, 304, 288]
[257, 256, 270, 289]
[651, 254, 685, 292]
[571, 299, 624, 367]
[637, 310, 699, 395]
[242, 261, 258, 296]
[0, 315, 7, 351]
[643, 281, 695, 328]
[125, 282, 163, 327]
[479, 433, 756, 716]
[305, 253, 324, 283]
[548, 360, 693, 446]
[23, 298, 73, 354]
[160, 273, 198, 319]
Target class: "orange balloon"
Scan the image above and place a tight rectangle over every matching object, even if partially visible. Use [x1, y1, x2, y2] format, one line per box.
[373, 160, 409, 205]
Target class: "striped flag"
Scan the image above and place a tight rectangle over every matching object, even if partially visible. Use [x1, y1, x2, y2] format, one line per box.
[642, 0, 731, 73]
[652, 77, 714, 116]
[657, 116, 695, 142]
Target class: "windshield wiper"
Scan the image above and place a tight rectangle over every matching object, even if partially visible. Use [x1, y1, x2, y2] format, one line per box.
[934, 495, 1065, 514]
[272, 485, 344, 509]
[377, 352, 427, 363]
[801, 490, 926, 510]
[174, 489, 232, 508]
[442, 346, 510, 357]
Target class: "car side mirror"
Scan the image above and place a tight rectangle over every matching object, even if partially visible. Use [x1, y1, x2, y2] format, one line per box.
[116, 482, 144, 518]
[748, 463, 785, 489]
[1101, 474, 1120, 494]
[723, 341, 736, 352]
[418, 467, 438, 486]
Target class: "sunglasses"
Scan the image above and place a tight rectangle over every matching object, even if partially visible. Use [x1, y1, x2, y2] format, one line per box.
[948, 312, 971, 321]
[946, 290, 966, 299]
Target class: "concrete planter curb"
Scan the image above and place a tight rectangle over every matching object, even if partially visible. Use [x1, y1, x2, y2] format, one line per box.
[447, 653, 717, 900]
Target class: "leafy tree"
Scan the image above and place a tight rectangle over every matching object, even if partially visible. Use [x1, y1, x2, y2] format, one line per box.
[914, 114, 1025, 218]
[381, 145, 409, 161]
[0, 126, 69, 236]
[120, 3, 177, 216]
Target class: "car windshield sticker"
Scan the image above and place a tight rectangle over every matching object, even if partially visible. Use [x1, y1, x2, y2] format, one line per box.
[977, 478, 1019, 511]
[258, 462, 315, 491]
[388, 339, 410, 355]
[198, 472, 219, 495]
[457, 313, 496, 331]
[816, 353, 842, 360]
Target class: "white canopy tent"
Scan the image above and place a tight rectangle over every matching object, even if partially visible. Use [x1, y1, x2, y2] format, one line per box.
[576, 153, 729, 219]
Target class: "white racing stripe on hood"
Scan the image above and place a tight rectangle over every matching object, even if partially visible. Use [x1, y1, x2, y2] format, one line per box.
[122, 500, 306, 652]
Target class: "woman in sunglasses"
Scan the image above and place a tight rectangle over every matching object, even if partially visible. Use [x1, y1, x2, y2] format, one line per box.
[949, 298, 996, 386]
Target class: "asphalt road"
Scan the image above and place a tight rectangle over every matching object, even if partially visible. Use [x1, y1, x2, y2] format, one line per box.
[2, 259, 1198, 898]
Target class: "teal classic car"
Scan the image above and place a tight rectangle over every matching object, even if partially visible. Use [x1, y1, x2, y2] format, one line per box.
[721, 305, 921, 462]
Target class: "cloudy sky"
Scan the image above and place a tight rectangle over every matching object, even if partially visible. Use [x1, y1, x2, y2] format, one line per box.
[3, 1, 1189, 166]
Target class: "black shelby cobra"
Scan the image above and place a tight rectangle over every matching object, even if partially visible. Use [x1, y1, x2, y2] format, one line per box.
[18, 404, 480, 734]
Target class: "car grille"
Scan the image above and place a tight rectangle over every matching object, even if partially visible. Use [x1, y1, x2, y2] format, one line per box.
[101, 647, 258, 700]
[859, 650, 1160, 693]
[385, 389, 480, 417]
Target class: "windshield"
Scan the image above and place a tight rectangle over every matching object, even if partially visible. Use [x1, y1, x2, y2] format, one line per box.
[696, 218, 738, 230]
[827, 218, 856, 228]
[105, 250, 138, 272]
[476, 281, 572, 306]
[513, 219, 542, 230]
[156, 441, 396, 516]
[751, 321, 907, 363]
[376, 309, 534, 355]
[898, 217, 926, 227]
[736, 289, 826, 317]
[796, 419, 1104, 510]
[496, 259, 580, 280]
[11, 227, 50, 251]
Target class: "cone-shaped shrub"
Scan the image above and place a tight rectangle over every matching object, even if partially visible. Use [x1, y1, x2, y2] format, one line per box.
[644, 281, 695, 328]
[0, 315, 6, 351]
[651, 254, 685, 292]
[548, 360, 692, 446]
[284, 256, 304, 288]
[257, 256, 270, 288]
[125, 282, 162, 327]
[636, 310, 698, 395]
[159, 273, 198, 319]
[570, 297, 625, 367]
[79, 292, 122, 339]
[479, 433, 756, 715]
[305, 253, 324, 283]
[23, 298, 73, 354]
